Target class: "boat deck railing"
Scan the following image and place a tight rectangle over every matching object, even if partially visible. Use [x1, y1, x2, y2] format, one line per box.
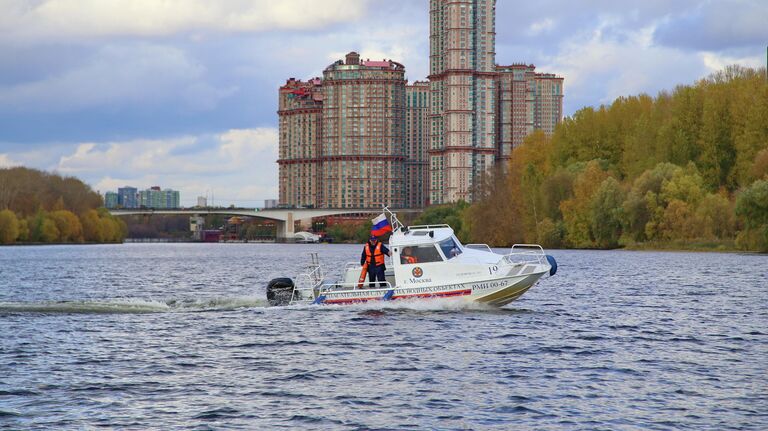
[465, 243, 493, 253]
[295, 252, 325, 289]
[503, 244, 548, 265]
[408, 224, 450, 230]
[318, 281, 393, 293]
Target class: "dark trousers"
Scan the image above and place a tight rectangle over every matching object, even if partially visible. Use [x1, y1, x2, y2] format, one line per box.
[367, 265, 386, 288]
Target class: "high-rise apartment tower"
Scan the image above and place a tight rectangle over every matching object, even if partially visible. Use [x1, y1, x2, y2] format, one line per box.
[429, 0, 497, 204]
[277, 77, 323, 207]
[320, 52, 407, 208]
[406, 81, 430, 208]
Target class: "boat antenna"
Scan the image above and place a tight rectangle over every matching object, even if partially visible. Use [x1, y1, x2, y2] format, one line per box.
[383, 205, 403, 232]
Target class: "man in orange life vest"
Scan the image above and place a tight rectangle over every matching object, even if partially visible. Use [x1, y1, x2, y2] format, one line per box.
[360, 235, 391, 288]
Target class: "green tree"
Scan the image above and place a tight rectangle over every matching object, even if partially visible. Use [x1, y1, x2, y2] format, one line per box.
[17, 218, 29, 242]
[0, 209, 19, 244]
[81, 209, 104, 242]
[40, 218, 60, 242]
[589, 177, 625, 248]
[539, 169, 575, 221]
[750, 148, 768, 181]
[560, 160, 610, 247]
[659, 163, 706, 208]
[536, 217, 564, 248]
[695, 193, 735, 239]
[696, 81, 736, 190]
[657, 199, 695, 241]
[735, 179, 768, 251]
[49, 210, 83, 242]
[621, 163, 680, 242]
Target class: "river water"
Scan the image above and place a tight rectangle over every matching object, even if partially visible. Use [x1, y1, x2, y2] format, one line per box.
[1, 244, 766, 430]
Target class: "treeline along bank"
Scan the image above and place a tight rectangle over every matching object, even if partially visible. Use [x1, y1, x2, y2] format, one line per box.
[428, 66, 768, 252]
[0, 167, 127, 244]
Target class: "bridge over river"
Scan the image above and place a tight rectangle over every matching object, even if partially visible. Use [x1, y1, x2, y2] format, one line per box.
[109, 208, 421, 240]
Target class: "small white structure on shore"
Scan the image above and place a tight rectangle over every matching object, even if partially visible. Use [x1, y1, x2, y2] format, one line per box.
[294, 232, 320, 243]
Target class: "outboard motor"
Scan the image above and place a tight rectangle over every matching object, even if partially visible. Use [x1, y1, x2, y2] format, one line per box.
[266, 278, 295, 306]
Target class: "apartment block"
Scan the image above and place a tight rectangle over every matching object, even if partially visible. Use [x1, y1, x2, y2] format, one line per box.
[276, 1, 565, 208]
[278, 53, 411, 209]
[496, 65, 564, 162]
[533, 73, 564, 135]
[139, 186, 180, 209]
[320, 52, 407, 208]
[117, 186, 138, 209]
[277, 77, 323, 208]
[406, 81, 430, 208]
[429, 0, 497, 204]
[104, 191, 118, 209]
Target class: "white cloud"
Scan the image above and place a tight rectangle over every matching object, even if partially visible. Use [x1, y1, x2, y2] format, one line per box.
[535, 15, 762, 114]
[527, 18, 556, 36]
[700, 52, 764, 74]
[52, 128, 279, 206]
[0, 0, 371, 41]
[0, 153, 22, 168]
[0, 44, 235, 112]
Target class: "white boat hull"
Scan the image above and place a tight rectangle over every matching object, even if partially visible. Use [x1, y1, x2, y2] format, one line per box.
[266, 211, 557, 308]
[300, 267, 549, 307]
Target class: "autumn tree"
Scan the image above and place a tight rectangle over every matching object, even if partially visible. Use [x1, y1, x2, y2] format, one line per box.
[590, 177, 625, 248]
[560, 160, 610, 247]
[0, 209, 19, 244]
[735, 179, 768, 251]
[49, 210, 84, 242]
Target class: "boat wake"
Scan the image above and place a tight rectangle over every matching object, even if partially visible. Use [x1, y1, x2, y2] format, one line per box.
[308, 296, 505, 313]
[0, 296, 269, 315]
[0, 295, 521, 315]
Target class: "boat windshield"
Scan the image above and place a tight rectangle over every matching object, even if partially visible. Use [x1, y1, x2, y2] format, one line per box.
[439, 238, 462, 259]
[402, 244, 443, 263]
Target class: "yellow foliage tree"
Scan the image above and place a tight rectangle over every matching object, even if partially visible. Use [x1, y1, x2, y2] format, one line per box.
[39, 217, 60, 243]
[49, 210, 84, 243]
[80, 209, 103, 242]
[0, 209, 19, 244]
[560, 160, 610, 247]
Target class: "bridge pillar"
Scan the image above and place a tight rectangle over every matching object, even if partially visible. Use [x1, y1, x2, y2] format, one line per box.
[275, 212, 295, 242]
[189, 215, 204, 241]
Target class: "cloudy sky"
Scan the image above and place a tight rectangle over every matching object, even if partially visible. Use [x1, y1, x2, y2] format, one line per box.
[0, 0, 765, 206]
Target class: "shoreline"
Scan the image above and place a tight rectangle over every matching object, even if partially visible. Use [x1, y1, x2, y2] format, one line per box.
[3, 239, 764, 254]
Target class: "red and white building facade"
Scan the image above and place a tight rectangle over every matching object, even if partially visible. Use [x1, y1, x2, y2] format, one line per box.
[278, 1, 564, 208]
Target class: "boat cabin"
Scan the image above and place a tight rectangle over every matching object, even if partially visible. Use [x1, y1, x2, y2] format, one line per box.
[385, 225, 472, 288]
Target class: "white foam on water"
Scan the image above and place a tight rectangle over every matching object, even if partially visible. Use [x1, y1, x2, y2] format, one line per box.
[0, 295, 270, 315]
[0, 298, 170, 314]
[302, 297, 500, 313]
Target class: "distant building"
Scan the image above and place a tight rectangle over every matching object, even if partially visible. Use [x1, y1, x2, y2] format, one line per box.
[319, 52, 406, 208]
[406, 81, 430, 207]
[278, 52, 408, 209]
[117, 186, 138, 209]
[278, 77, 323, 208]
[139, 187, 180, 209]
[276, 1, 566, 207]
[104, 191, 118, 209]
[429, 0, 498, 204]
[264, 199, 278, 209]
[533, 73, 564, 136]
[197, 196, 207, 208]
[496, 65, 563, 159]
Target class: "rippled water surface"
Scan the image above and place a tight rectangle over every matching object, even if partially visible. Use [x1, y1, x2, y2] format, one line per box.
[1, 244, 766, 430]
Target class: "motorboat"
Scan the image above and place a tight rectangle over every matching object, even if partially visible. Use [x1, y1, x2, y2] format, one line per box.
[266, 209, 557, 307]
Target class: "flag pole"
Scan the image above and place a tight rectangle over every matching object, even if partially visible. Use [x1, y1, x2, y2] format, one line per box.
[382, 205, 403, 232]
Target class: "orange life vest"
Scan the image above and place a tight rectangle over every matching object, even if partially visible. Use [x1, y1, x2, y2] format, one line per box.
[402, 255, 417, 264]
[364, 242, 386, 266]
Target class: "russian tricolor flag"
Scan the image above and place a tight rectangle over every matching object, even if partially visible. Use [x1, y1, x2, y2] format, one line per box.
[371, 213, 392, 236]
